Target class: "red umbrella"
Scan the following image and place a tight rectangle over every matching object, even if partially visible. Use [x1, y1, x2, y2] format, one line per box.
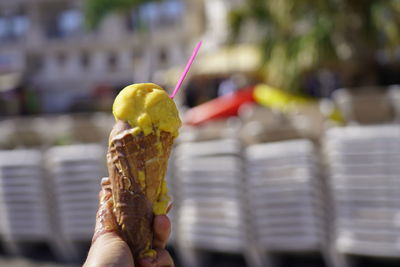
[185, 87, 255, 125]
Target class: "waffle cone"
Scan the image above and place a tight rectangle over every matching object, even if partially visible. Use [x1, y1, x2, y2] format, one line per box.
[107, 120, 174, 259]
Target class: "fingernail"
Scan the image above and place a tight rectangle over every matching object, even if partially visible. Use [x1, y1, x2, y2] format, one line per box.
[101, 177, 109, 185]
[166, 202, 173, 213]
[142, 257, 157, 264]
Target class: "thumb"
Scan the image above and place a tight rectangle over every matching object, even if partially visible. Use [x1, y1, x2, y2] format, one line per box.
[92, 177, 119, 243]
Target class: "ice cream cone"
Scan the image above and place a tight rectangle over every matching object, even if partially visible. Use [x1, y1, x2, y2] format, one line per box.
[104, 83, 181, 259]
[107, 120, 175, 258]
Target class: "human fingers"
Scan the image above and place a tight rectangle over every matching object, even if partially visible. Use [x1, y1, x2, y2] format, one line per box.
[84, 178, 135, 267]
[138, 248, 174, 267]
[152, 215, 171, 249]
[92, 177, 119, 243]
[154, 248, 174, 267]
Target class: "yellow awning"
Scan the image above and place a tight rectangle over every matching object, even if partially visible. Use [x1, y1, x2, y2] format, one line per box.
[161, 45, 262, 88]
[193, 44, 262, 75]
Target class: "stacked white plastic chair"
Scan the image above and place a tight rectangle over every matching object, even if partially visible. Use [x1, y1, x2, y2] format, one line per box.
[0, 149, 63, 257]
[325, 125, 400, 259]
[46, 144, 106, 259]
[174, 138, 265, 267]
[245, 139, 332, 265]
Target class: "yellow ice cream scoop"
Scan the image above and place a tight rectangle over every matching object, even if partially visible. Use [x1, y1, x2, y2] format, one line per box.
[112, 83, 182, 137]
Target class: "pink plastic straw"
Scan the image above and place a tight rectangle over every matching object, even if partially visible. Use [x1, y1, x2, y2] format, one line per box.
[170, 41, 202, 99]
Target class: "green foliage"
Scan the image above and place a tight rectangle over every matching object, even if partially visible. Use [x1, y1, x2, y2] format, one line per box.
[84, 0, 159, 29]
[230, 0, 400, 92]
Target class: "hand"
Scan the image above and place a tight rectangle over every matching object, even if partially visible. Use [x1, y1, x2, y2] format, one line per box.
[84, 178, 174, 267]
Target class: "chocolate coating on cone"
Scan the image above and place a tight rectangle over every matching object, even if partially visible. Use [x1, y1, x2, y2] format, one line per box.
[107, 120, 174, 259]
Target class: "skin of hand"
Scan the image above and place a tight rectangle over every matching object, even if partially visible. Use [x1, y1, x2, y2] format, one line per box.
[84, 178, 174, 267]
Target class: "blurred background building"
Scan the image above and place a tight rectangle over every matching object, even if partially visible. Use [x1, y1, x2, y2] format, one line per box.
[1, 0, 400, 267]
[0, 0, 203, 114]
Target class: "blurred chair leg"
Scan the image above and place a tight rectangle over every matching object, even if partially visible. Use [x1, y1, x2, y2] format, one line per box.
[323, 245, 350, 267]
[244, 245, 272, 267]
[176, 243, 202, 267]
[340, 253, 354, 267]
[3, 240, 23, 256]
[49, 237, 78, 263]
